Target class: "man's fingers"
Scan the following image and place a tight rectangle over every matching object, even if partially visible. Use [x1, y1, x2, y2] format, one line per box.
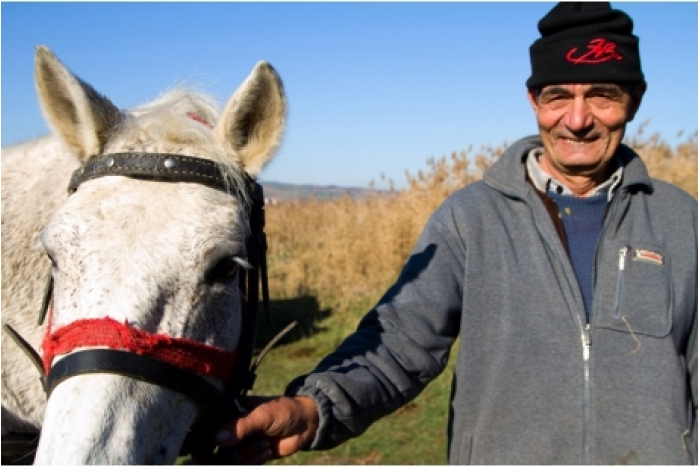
[216, 395, 292, 447]
[216, 406, 271, 446]
[215, 395, 319, 459]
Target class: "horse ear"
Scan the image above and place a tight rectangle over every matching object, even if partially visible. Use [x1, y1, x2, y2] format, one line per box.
[215, 61, 287, 177]
[34, 45, 121, 161]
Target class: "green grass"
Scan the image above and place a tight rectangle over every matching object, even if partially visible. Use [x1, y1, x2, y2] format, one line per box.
[249, 294, 455, 465]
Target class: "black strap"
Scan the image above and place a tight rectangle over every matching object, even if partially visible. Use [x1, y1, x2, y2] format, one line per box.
[46, 349, 237, 415]
[68, 153, 230, 194]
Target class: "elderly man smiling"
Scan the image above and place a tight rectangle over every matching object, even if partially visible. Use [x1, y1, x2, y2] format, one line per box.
[214, 2, 697, 465]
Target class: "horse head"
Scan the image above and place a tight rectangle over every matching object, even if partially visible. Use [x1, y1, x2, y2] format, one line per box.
[26, 46, 286, 464]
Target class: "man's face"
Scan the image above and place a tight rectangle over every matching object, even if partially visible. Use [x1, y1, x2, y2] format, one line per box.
[527, 83, 644, 182]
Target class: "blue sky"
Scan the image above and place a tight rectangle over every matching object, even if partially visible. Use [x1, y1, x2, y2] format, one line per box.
[2, 2, 697, 188]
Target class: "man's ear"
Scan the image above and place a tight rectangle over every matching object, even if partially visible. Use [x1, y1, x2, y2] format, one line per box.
[526, 88, 539, 112]
[627, 81, 647, 122]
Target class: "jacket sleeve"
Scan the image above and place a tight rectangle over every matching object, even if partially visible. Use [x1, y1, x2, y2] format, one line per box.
[285, 199, 466, 450]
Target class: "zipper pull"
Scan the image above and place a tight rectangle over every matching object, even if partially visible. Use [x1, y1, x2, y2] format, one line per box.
[582, 324, 591, 361]
[618, 246, 629, 271]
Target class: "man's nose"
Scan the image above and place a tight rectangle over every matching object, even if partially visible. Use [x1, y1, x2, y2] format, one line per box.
[564, 97, 594, 132]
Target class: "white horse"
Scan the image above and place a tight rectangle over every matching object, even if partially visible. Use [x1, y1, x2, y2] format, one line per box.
[1, 46, 286, 464]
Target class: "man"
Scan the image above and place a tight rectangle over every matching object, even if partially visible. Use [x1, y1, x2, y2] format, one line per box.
[215, 2, 697, 464]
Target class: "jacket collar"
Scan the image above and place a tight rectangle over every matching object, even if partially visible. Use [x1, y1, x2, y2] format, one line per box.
[483, 135, 654, 199]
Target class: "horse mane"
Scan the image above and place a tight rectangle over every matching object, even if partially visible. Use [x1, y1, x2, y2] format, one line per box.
[115, 86, 250, 205]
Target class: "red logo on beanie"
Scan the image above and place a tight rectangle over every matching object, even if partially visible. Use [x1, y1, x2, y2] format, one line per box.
[566, 38, 622, 64]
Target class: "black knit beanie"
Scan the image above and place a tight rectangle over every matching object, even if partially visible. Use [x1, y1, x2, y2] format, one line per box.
[526, 2, 644, 89]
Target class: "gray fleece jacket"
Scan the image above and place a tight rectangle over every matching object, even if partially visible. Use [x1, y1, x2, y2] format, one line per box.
[286, 136, 698, 465]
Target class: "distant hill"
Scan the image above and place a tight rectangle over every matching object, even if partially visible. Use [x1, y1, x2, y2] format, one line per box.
[259, 181, 384, 203]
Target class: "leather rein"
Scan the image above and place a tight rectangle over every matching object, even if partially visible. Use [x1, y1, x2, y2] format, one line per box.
[3, 152, 295, 464]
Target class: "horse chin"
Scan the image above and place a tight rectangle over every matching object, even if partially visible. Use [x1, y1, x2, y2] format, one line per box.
[34, 374, 199, 464]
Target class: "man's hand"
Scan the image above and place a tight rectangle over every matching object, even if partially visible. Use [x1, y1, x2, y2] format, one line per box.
[214, 395, 320, 464]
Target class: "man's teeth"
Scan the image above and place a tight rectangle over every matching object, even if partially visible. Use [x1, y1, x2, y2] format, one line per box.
[563, 138, 592, 145]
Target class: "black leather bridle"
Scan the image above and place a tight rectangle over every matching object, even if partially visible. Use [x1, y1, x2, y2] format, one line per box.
[3, 152, 295, 464]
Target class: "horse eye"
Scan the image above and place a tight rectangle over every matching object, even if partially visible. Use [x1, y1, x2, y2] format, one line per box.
[206, 257, 241, 283]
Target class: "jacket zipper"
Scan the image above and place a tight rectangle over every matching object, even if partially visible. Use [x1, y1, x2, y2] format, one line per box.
[524, 196, 594, 464]
[582, 323, 591, 464]
[587, 189, 625, 464]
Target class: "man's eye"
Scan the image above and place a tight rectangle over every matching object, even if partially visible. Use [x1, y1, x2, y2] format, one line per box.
[541, 95, 566, 105]
[588, 94, 617, 106]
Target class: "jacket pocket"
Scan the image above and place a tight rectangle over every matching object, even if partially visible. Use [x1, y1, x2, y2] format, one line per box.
[594, 242, 672, 337]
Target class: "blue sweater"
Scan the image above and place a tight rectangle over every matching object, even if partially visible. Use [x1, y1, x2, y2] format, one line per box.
[548, 192, 609, 321]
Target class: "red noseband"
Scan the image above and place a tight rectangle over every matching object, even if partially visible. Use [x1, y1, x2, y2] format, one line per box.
[42, 317, 237, 381]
